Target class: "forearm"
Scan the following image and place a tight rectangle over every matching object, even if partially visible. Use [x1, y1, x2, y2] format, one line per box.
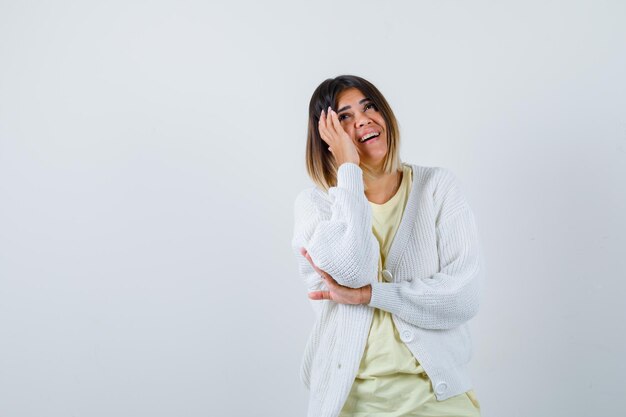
[292, 163, 379, 288]
[368, 270, 481, 329]
[369, 207, 482, 329]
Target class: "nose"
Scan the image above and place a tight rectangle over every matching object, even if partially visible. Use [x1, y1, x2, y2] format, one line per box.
[355, 113, 372, 128]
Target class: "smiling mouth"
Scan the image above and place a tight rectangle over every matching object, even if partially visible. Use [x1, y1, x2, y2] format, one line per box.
[359, 132, 380, 143]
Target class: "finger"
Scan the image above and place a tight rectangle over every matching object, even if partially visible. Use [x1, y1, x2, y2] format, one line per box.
[325, 106, 335, 133]
[318, 109, 325, 130]
[329, 112, 351, 151]
[318, 111, 332, 146]
[318, 109, 325, 129]
[308, 291, 332, 300]
[323, 273, 338, 286]
[302, 249, 326, 277]
[301, 248, 314, 267]
[325, 109, 337, 135]
[301, 248, 336, 284]
[330, 109, 347, 136]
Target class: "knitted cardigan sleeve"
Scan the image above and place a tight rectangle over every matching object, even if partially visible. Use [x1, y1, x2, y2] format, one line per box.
[368, 168, 482, 330]
[291, 163, 379, 290]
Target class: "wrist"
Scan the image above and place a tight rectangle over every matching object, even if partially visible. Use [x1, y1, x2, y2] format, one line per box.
[338, 160, 359, 168]
[360, 285, 372, 304]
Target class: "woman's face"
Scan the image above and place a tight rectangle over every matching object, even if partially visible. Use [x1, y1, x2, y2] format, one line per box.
[335, 88, 388, 169]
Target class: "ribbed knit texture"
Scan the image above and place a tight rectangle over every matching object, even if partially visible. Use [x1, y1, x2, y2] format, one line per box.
[292, 163, 483, 417]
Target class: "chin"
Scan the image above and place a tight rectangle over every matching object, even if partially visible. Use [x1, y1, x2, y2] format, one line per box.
[361, 155, 388, 170]
[363, 151, 388, 164]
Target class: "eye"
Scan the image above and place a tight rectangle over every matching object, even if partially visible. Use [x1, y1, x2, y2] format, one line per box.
[337, 113, 350, 121]
[364, 102, 378, 111]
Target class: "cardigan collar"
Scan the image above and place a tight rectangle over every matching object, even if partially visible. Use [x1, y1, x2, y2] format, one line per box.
[384, 164, 420, 278]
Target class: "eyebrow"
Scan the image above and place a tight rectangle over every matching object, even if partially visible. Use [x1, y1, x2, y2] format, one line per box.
[337, 98, 372, 113]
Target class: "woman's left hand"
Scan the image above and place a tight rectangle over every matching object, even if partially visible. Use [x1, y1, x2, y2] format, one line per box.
[300, 248, 372, 305]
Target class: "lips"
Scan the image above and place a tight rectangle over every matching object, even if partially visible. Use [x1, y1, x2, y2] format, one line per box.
[359, 131, 380, 143]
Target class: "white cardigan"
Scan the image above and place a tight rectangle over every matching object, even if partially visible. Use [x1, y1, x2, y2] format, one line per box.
[291, 162, 483, 417]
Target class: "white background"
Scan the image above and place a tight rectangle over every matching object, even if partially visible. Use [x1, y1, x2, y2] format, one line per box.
[1, 1, 625, 416]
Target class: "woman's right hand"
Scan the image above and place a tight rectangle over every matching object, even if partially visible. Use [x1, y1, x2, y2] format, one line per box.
[318, 106, 360, 166]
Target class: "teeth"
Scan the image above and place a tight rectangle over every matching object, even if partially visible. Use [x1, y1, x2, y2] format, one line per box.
[359, 132, 379, 143]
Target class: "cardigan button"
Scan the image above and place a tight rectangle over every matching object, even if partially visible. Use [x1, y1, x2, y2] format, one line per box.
[435, 382, 448, 394]
[400, 329, 414, 343]
[381, 269, 393, 281]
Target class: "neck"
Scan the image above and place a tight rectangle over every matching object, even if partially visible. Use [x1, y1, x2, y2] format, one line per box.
[364, 165, 403, 204]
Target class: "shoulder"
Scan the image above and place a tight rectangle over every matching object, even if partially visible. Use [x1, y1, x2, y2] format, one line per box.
[405, 163, 460, 189]
[294, 186, 329, 208]
[405, 163, 470, 222]
[293, 186, 331, 220]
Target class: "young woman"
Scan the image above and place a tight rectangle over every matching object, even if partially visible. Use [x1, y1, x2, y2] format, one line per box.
[292, 75, 483, 417]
